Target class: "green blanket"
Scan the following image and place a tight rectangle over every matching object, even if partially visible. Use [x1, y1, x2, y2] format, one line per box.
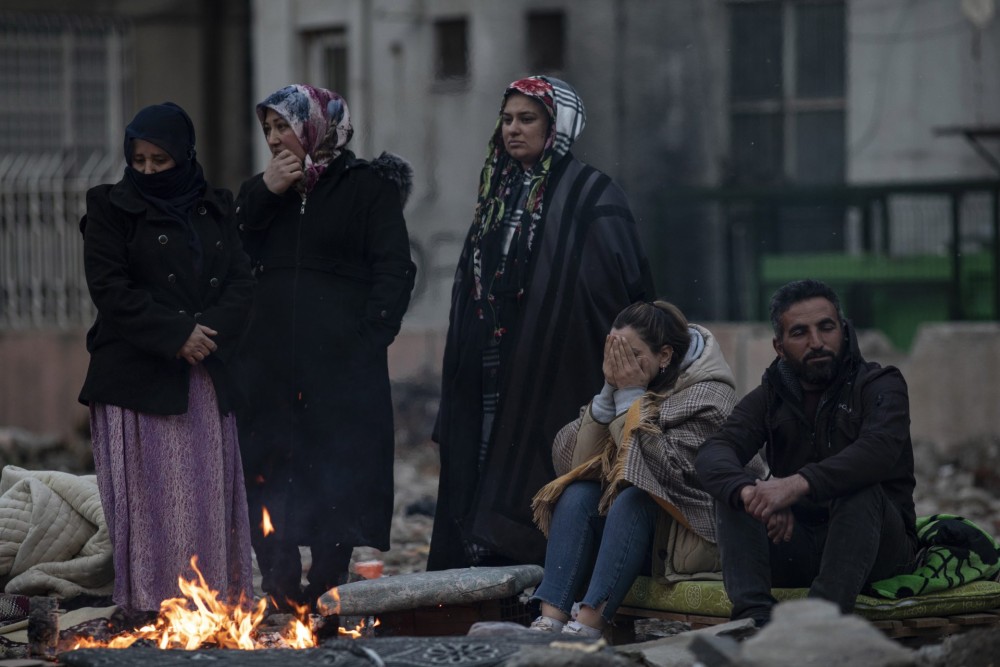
[871, 514, 1000, 599]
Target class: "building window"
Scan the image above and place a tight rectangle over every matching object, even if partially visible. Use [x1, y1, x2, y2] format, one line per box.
[0, 13, 132, 165]
[434, 17, 468, 81]
[527, 11, 565, 73]
[728, 0, 845, 186]
[0, 12, 133, 329]
[304, 27, 349, 100]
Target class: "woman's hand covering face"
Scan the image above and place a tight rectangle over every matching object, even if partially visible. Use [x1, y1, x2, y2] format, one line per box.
[602, 334, 650, 389]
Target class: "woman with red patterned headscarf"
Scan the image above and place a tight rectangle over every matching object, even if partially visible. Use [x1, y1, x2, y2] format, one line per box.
[429, 76, 656, 571]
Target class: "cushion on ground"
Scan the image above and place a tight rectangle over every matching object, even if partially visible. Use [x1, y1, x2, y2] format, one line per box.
[621, 576, 1000, 621]
[317, 565, 544, 615]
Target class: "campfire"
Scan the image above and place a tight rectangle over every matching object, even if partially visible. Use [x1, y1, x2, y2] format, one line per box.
[69, 555, 378, 651]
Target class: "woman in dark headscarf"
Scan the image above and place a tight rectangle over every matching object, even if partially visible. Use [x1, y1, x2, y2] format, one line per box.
[79, 102, 254, 614]
[236, 85, 415, 611]
[429, 76, 656, 570]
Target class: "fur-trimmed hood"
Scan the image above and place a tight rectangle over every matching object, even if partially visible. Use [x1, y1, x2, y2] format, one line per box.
[367, 151, 414, 208]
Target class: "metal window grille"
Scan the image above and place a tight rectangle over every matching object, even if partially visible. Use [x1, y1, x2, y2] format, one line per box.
[0, 12, 132, 330]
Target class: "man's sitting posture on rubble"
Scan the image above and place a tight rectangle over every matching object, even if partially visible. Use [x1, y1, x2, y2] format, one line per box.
[695, 279, 917, 627]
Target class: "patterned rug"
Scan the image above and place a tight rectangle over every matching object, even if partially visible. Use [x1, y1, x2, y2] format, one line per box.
[0, 595, 29, 629]
[58, 634, 583, 666]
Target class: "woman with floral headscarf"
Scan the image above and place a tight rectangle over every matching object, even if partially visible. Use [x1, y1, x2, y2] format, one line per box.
[80, 102, 254, 615]
[429, 76, 655, 570]
[236, 85, 415, 610]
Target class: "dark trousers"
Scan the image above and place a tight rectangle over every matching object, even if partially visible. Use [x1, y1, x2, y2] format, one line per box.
[716, 484, 915, 623]
[252, 533, 353, 609]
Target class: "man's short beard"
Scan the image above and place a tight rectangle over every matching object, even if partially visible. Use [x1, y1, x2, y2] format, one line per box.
[787, 348, 840, 385]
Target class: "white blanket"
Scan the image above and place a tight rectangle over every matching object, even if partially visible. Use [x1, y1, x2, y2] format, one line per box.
[0, 466, 113, 598]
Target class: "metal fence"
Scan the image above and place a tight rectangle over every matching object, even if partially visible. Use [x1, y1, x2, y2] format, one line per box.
[0, 153, 122, 329]
[0, 11, 131, 330]
[661, 180, 1000, 349]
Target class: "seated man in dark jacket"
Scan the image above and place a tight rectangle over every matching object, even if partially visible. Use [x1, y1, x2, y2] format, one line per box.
[694, 279, 917, 627]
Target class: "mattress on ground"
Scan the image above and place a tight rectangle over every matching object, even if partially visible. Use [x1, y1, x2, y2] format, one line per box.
[621, 576, 1000, 621]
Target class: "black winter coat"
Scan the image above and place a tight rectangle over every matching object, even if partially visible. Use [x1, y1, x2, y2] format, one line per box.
[235, 151, 415, 550]
[695, 324, 918, 545]
[79, 178, 254, 415]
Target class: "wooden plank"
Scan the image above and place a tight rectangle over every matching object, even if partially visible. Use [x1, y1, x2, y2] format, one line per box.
[615, 607, 699, 623]
[902, 616, 950, 629]
[950, 612, 1000, 626]
[685, 614, 730, 627]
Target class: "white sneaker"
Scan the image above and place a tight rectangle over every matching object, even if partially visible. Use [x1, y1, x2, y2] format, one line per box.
[528, 616, 565, 633]
[561, 620, 602, 639]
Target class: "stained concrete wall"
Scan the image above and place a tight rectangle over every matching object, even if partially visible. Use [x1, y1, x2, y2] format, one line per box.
[4, 323, 996, 461]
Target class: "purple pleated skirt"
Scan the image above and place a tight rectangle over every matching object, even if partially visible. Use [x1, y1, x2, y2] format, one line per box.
[90, 366, 253, 612]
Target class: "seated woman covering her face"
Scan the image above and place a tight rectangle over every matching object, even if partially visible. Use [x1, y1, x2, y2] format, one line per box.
[529, 301, 744, 638]
[79, 102, 255, 614]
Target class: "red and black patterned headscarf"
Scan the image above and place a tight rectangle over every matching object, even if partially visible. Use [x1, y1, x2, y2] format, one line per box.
[468, 76, 586, 305]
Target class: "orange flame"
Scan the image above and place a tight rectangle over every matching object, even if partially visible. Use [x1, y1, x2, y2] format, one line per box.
[261, 507, 275, 537]
[338, 617, 380, 638]
[70, 555, 316, 650]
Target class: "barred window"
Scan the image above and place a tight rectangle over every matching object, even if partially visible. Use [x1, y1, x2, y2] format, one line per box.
[433, 17, 468, 82]
[303, 27, 349, 102]
[728, 0, 846, 186]
[527, 10, 565, 73]
[0, 12, 133, 329]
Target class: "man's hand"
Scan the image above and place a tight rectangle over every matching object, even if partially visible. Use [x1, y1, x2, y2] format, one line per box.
[262, 149, 303, 194]
[740, 474, 810, 523]
[766, 509, 795, 543]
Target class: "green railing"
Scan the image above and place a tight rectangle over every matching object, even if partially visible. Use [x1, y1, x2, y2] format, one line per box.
[657, 180, 1000, 350]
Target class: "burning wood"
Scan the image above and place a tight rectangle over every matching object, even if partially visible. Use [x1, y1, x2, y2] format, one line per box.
[66, 557, 381, 653]
[69, 556, 316, 650]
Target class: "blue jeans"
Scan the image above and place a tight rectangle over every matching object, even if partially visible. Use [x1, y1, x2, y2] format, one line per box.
[532, 481, 657, 623]
[716, 484, 916, 624]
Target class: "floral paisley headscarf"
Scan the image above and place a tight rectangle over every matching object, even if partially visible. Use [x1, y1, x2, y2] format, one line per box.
[256, 84, 353, 194]
[467, 76, 586, 311]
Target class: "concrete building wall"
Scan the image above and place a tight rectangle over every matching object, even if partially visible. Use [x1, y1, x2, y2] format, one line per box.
[848, 1, 1000, 182]
[247, 0, 732, 328]
[5, 324, 995, 464]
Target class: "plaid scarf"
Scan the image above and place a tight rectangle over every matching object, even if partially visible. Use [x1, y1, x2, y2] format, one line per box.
[256, 84, 353, 194]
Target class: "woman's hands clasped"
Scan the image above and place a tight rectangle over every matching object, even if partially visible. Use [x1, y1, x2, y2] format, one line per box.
[177, 324, 218, 365]
[602, 334, 649, 390]
[263, 149, 303, 194]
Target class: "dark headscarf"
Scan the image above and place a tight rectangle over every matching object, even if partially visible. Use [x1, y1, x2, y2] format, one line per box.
[123, 102, 207, 270]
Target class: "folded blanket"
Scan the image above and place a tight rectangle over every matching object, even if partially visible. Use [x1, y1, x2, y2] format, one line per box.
[871, 514, 1000, 599]
[0, 466, 113, 598]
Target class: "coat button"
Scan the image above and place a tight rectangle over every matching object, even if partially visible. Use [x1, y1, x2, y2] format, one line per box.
[210, 277, 220, 287]
[238, 223, 245, 231]
[197, 206, 207, 215]
[380, 310, 388, 318]
[167, 273, 176, 283]
[216, 241, 223, 250]
[178, 310, 187, 315]
[158, 235, 168, 244]
[194, 312, 203, 320]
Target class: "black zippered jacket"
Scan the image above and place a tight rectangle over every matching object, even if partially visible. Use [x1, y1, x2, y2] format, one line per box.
[694, 323, 917, 545]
